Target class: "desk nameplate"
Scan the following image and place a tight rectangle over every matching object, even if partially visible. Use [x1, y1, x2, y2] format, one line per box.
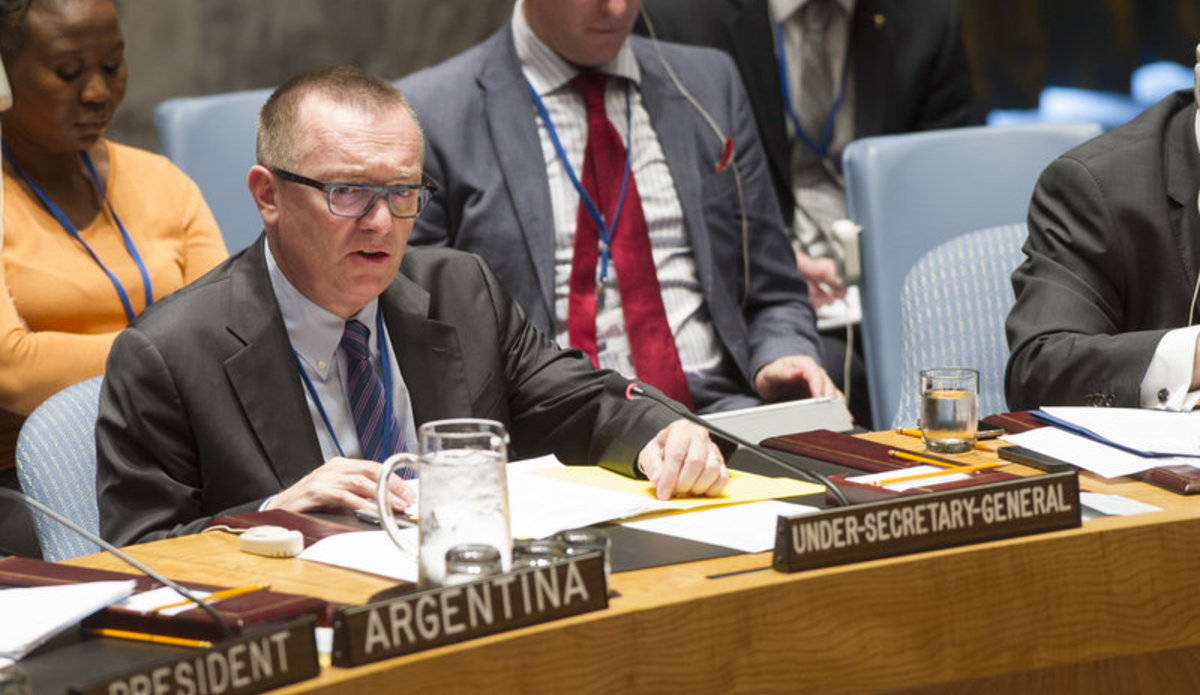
[68, 616, 319, 695]
[332, 552, 607, 667]
[774, 470, 1081, 572]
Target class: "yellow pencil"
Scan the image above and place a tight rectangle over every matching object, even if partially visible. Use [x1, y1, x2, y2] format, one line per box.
[893, 427, 996, 452]
[886, 448, 959, 468]
[872, 461, 1001, 486]
[90, 627, 212, 649]
[151, 583, 270, 613]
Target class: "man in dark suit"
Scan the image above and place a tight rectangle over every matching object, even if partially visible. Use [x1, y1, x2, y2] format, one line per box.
[96, 66, 728, 546]
[637, 0, 974, 426]
[1006, 81, 1200, 411]
[400, 0, 839, 417]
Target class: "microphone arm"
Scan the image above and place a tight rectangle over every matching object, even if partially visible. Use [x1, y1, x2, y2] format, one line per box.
[0, 487, 235, 639]
[623, 383, 850, 506]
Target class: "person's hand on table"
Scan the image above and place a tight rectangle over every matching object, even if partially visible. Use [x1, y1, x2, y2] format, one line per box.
[265, 457, 415, 514]
[637, 420, 729, 501]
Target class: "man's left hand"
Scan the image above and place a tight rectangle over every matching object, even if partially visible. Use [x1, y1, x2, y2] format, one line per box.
[637, 420, 729, 501]
[754, 355, 842, 402]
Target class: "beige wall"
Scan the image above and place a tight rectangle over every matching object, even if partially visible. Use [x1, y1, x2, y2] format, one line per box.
[108, 0, 516, 151]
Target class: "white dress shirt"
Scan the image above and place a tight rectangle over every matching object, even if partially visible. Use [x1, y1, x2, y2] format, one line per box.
[265, 238, 417, 460]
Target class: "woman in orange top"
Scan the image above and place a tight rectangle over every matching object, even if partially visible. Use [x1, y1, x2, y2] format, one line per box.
[0, 0, 227, 556]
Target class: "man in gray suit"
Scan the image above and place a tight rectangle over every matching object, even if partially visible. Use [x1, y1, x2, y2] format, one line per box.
[96, 65, 728, 546]
[1006, 70, 1200, 411]
[400, 0, 838, 415]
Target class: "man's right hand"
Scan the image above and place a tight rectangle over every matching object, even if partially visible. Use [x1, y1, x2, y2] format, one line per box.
[264, 457, 415, 514]
[795, 251, 846, 309]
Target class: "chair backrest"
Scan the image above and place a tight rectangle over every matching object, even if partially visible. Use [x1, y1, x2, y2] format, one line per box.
[15, 376, 104, 561]
[154, 87, 274, 253]
[893, 224, 1027, 429]
[843, 122, 1102, 428]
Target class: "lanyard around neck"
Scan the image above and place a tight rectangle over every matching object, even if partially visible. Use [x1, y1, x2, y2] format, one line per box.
[295, 306, 397, 459]
[2, 143, 153, 323]
[774, 21, 851, 163]
[526, 76, 633, 289]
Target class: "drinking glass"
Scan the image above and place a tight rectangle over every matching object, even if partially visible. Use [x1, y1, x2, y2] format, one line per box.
[919, 368, 979, 454]
[377, 418, 511, 588]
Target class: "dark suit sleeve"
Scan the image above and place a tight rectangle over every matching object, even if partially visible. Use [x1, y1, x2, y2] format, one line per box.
[1005, 156, 1166, 410]
[96, 328, 265, 545]
[412, 251, 679, 478]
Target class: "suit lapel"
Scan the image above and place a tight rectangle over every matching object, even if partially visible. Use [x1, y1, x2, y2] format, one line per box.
[480, 27, 559, 320]
[634, 38, 717, 294]
[223, 241, 324, 486]
[378, 274, 472, 428]
[1164, 100, 1200, 310]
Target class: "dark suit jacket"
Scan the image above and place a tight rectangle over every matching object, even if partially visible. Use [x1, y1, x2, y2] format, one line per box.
[1005, 91, 1200, 409]
[97, 239, 677, 545]
[399, 24, 822, 413]
[637, 0, 975, 226]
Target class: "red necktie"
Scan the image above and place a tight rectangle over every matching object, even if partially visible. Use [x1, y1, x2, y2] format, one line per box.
[566, 72, 694, 411]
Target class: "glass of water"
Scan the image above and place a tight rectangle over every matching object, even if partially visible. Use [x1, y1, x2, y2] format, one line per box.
[919, 368, 979, 454]
[377, 418, 511, 588]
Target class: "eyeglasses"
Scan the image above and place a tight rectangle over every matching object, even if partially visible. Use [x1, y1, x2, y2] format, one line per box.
[270, 168, 436, 219]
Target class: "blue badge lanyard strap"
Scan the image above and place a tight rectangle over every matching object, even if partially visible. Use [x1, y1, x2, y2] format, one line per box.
[526, 77, 632, 289]
[295, 307, 397, 459]
[774, 21, 851, 163]
[1, 143, 153, 323]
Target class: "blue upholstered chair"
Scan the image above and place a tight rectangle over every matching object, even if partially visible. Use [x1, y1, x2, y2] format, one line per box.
[893, 224, 1028, 429]
[842, 122, 1103, 428]
[154, 87, 273, 253]
[15, 376, 104, 561]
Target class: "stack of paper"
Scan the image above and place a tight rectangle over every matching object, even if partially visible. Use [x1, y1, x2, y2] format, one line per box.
[1003, 407, 1200, 478]
[0, 580, 135, 666]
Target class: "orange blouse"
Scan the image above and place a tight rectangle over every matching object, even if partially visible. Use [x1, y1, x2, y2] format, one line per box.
[0, 140, 227, 465]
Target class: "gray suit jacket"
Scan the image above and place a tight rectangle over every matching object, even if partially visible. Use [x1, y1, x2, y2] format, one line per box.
[637, 0, 975, 226]
[97, 239, 677, 545]
[399, 25, 822, 413]
[1005, 91, 1200, 409]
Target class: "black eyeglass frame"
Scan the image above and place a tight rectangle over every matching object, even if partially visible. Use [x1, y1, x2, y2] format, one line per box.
[270, 167, 437, 219]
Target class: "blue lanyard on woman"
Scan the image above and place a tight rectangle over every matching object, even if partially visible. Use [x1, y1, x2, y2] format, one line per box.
[774, 21, 850, 162]
[2, 143, 153, 323]
[526, 76, 633, 292]
[295, 306, 396, 459]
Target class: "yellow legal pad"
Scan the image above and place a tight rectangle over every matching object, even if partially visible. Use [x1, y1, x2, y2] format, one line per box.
[531, 466, 824, 518]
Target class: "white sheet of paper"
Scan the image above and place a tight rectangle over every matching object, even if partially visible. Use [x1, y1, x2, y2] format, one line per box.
[115, 586, 217, 617]
[1002, 427, 1190, 478]
[846, 465, 971, 491]
[299, 529, 418, 582]
[621, 500, 819, 553]
[1079, 492, 1163, 517]
[0, 580, 135, 663]
[1039, 406, 1200, 457]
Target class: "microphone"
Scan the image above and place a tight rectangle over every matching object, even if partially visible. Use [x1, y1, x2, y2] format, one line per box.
[622, 382, 850, 506]
[0, 487, 235, 639]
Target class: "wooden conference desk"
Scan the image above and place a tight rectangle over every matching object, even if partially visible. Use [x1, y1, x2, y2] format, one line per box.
[66, 431, 1200, 694]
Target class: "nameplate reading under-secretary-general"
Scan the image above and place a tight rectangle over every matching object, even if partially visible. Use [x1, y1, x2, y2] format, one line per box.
[69, 616, 319, 695]
[774, 470, 1081, 572]
[331, 552, 607, 666]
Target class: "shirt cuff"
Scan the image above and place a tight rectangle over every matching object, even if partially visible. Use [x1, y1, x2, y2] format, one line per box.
[1140, 325, 1200, 410]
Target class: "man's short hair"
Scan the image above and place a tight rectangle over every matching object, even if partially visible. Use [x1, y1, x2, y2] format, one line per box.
[256, 64, 421, 170]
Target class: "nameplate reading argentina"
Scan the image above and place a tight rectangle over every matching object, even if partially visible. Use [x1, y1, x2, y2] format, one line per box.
[774, 470, 1081, 572]
[69, 616, 319, 695]
[332, 551, 607, 666]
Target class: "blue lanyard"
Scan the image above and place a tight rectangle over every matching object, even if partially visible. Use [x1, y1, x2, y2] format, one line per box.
[2, 143, 153, 323]
[526, 77, 632, 289]
[774, 21, 850, 162]
[295, 307, 397, 459]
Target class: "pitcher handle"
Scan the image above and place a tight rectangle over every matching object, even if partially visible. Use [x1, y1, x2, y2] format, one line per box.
[377, 452, 420, 555]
